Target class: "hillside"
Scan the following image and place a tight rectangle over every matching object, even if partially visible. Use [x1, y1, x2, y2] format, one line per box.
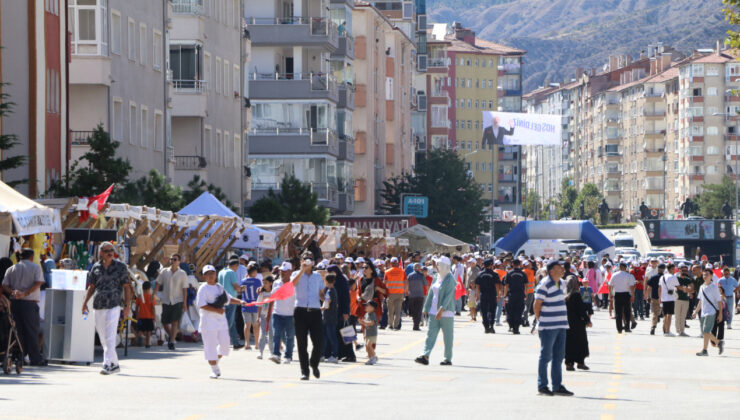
[428, 0, 730, 92]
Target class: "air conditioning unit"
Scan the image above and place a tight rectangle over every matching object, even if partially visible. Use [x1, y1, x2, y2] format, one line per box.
[403, 2, 413, 19]
[417, 54, 427, 72]
[417, 94, 427, 111]
[417, 14, 427, 31]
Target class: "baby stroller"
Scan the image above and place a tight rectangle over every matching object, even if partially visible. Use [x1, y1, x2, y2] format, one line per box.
[0, 294, 23, 374]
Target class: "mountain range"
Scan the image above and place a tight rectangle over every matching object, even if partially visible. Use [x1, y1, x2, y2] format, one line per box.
[427, 0, 731, 92]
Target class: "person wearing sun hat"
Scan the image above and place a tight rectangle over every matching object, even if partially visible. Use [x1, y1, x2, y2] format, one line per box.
[415, 256, 456, 366]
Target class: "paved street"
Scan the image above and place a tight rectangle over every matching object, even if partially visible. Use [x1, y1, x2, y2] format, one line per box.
[2, 310, 739, 420]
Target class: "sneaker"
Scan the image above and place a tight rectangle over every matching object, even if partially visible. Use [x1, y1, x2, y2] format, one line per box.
[355, 344, 364, 350]
[210, 372, 220, 379]
[718, 340, 725, 355]
[283, 358, 292, 364]
[371, 356, 378, 364]
[365, 358, 375, 365]
[108, 364, 120, 375]
[440, 360, 452, 366]
[650, 327, 656, 335]
[168, 342, 175, 350]
[696, 349, 708, 356]
[269, 355, 281, 364]
[565, 364, 575, 371]
[311, 366, 320, 379]
[414, 355, 429, 365]
[538, 387, 554, 396]
[631, 321, 638, 329]
[679, 332, 689, 337]
[554, 386, 574, 396]
[99, 364, 111, 375]
[576, 363, 590, 370]
[210, 366, 221, 379]
[664, 332, 675, 337]
[327, 356, 339, 364]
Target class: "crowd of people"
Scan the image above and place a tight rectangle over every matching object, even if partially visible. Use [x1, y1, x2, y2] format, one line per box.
[2, 244, 739, 394]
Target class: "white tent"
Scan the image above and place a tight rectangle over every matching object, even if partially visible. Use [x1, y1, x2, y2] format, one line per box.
[392, 224, 470, 254]
[0, 180, 62, 236]
[178, 192, 275, 249]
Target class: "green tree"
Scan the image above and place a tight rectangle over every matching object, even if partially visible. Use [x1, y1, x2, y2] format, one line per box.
[48, 124, 132, 199]
[380, 149, 486, 242]
[697, 177, 735, 218]
[119, 170, 185, 211]
[0, 85, 27, 187]
[724, 0, 740, 50]
[557, 178, 578, 219]
[574, 183, 604, 221]
[379, 174, 413, 215]
[248, 175, 330, 225]
[182, 175, 239, 214]
[524, 189, 548, 220]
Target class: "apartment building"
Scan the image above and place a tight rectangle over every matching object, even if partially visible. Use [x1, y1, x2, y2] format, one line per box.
[245, 0, 354, 214]
[169, 0, 247, 207]
[1, 0, 68, 197]
[427, 23, 524, 216]
[351, 2, 414, 215]
[69, 0, 169, 184]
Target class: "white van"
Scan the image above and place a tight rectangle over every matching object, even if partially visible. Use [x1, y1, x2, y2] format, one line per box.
[612, 231, 635, 249]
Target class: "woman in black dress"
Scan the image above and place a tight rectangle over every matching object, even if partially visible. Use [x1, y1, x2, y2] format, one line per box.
[565, 274, 591, 371]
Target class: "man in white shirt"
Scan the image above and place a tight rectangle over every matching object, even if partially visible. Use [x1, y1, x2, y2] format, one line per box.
[609, 262, 636, 333]
[693, 267, 724, 356]
[658, 263, 680, 336]
[269, 262, 297, 364]
[156, 254, 189, 350]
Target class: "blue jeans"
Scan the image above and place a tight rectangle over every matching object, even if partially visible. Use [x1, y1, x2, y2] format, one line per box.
[271, 314, 295, 359]
[632, 289, 645, 318]
[495, 298, 504, 323]
[538, 328, 566, 391]
[224, 304, 240, 346]
[323, 321, 338, 358]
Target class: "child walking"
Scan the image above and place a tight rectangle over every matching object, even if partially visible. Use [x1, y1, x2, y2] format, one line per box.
[321, 274, 339, 363]
[197, 265, 248, 378]
[135, 281, 156, 347]
[359, 301, 378, 365]
[256, 276, 274, 359]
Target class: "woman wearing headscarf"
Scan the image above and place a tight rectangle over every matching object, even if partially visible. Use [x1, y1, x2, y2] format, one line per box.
[415, 256, 456, 366]
[327, 264, 356, 362]
[565, 274, 591, 371]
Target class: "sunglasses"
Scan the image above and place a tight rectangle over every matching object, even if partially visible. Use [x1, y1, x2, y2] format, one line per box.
[170, 257, 179, 261]
[101, 249, 114, 254]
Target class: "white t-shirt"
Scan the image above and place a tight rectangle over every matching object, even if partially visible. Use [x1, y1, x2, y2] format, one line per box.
[609, 271, 636, 293]
[429, 280, 454, 318]
[659, 273, 680, 302]
[271, 278, 296, 316]
[196, 282, 235, 332]
[698, 283, 722, 317]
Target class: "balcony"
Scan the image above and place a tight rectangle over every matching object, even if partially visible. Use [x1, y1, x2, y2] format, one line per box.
[498, 152, 517, 161]
[249, 73, 338, 102]
[70, 130, 95, 146]
[70, 55, 111, 86]
[645, 129, 666, 138]
[172, 80, 207, 117]
[171, 1, 204, 15]
[429, 57, 448, 68]
[338, 84, 355, 110]
[645, 92, 664, 101]
[644, 109, 666, 118]
[248, 127, 339, 157]
[497, 64, 521, 75]
[311, 182, 339, 208]
[502, 89, 522, 97]
[247, 17, 339, 51]
[498, 173, 515, 182]
[337, 191, 354, 213]
[174, 155, 207, 170]
[334, 35, 355, 59]
[338, 136, 355, 161]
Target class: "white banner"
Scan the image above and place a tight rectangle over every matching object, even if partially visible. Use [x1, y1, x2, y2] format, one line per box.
[481, 111, 562, 146]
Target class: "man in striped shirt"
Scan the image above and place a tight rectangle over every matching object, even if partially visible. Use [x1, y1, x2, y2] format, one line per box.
[533, 260, 573, 397]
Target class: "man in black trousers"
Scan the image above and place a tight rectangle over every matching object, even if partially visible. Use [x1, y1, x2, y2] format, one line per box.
[475, 259, 501, 334]
[291, 253, 325, 380]
[503, 259, 528, 334]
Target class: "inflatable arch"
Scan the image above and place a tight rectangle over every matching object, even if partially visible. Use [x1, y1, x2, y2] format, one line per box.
[494, 221, 615, 256]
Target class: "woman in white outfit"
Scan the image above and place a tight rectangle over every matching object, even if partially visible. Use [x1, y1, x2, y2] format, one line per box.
[197, 265, 248, 378]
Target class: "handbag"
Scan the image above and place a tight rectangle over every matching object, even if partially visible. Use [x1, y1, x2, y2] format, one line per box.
[340, 322, 357, 344]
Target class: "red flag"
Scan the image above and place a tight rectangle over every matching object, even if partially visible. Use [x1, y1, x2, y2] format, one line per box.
[597, 281, 610, 295]
[244, 281, 295, 307]
[455, 276, 467, 299]
[79, 184, 114, 221]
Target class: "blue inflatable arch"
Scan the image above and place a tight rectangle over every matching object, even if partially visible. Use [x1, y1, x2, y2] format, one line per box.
[495, 221, 615, 255]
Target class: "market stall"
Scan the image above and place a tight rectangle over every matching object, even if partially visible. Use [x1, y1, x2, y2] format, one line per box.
[392, 224, 470, 254]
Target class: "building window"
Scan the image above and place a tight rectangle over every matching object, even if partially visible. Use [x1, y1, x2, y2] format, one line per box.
[204, 52, 211, 91]
[707, 65, 719, 76]
[204, 126, 212, 161]
[69, 0, 108, 56]
[234, 135, 240, 168]
[111, 10, 121, 55]
[216, 57, 222, 94]
[112, 98, 123, 141]
[129, 102, 137, 145]
[216, 131, 223, 167]
[467, 120, 472, 129]
[153, 30, 162, 70]
[139, 23, 147, 66]
[128, 18, 136, 60]
[233, 65, 240, 97]
[224, 60, 230, 96]
[224, 131, 231, 167]
[467, 99, 472, 108]
[154, 111, 163, 151]
[140, 106, 148, 147]
[171, 44, 204, 90]
[431, 105, 448, 128]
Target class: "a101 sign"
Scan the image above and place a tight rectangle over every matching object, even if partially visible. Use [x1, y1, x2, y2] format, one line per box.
[403, 195, 428, 218]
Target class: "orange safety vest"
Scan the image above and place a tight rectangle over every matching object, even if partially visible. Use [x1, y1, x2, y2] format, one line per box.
[524, 268, 535, 294]
[384, 267, 406, 294]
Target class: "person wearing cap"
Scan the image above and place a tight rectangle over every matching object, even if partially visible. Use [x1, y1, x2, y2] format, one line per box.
[4, 248, 46, 367]
[236, 254, 249, 283]
[196, 265, 250, 378]
[218, 259, 244, 350]
[269, 261, 297, 365]
[475, 259, 501, 333]
[415, 256, 456, 366]
[503, 259, 528, 334]
[407, 263, 428, 330]
[384, 257, 408, 330]
[534, 260, 573, 397]
[291, 252, 325, 380]
[645, 263, 665, 335]
[609, 262, 636, 333]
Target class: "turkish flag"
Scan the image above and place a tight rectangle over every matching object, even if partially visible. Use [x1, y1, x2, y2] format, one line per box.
[455, 276, 467, 299]
[79, 184, 114, 221]
[597, 281, 610, 295]
[244, 281, 295, 307]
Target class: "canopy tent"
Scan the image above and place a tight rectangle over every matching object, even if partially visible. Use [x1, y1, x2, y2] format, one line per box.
[178, 192, 274, 249]
[392, 224, 470, 254]
[494, 220, 615, 257]
[0, 180, 62, 236]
